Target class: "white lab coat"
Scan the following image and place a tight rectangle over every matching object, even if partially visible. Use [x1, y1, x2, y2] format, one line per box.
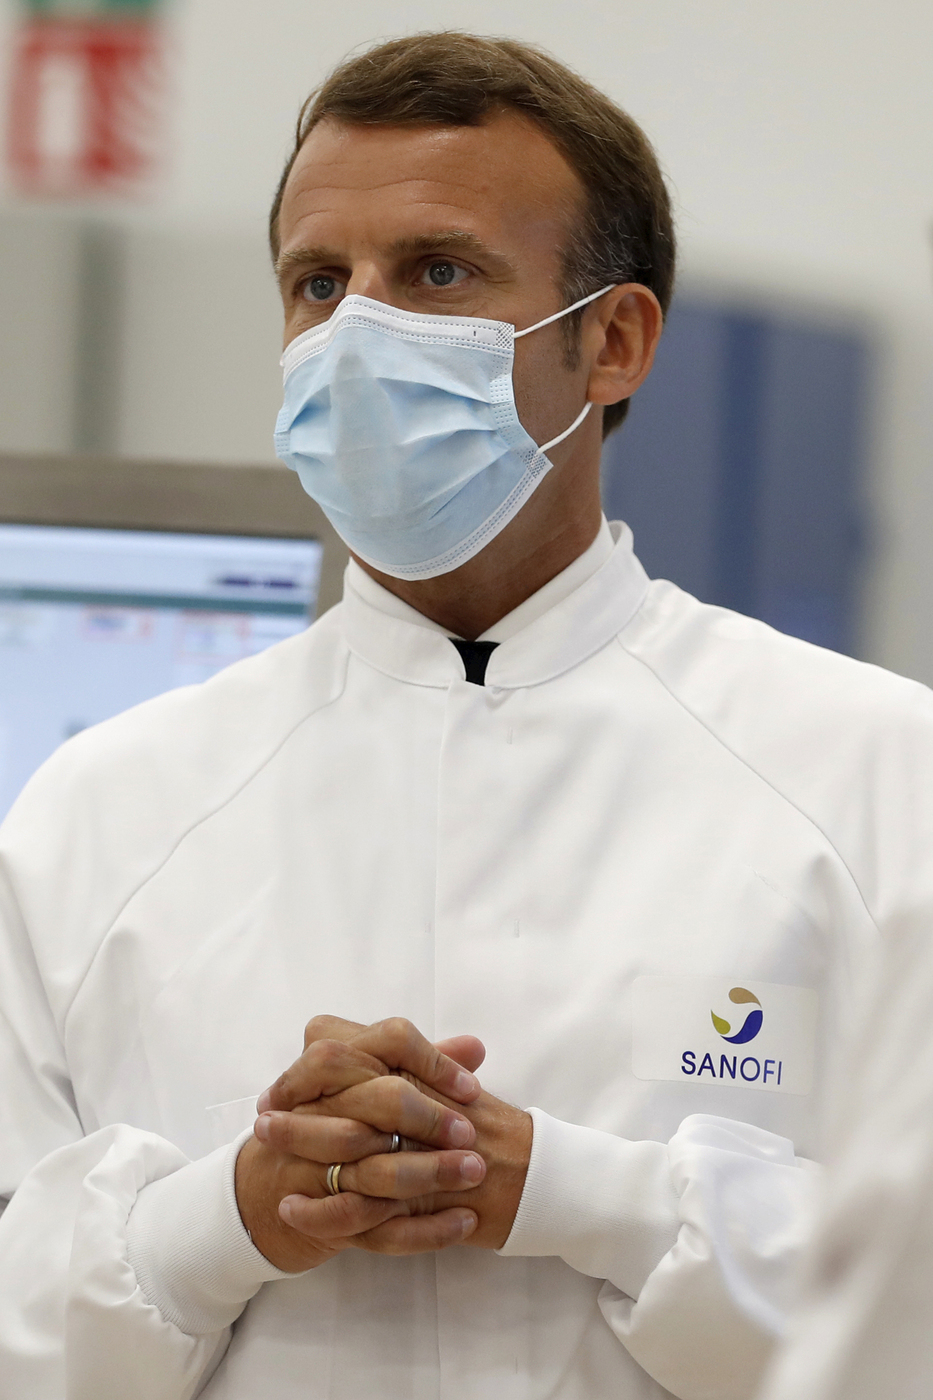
[759, 898, 933, 1400]
[1, 520, 930, 1400]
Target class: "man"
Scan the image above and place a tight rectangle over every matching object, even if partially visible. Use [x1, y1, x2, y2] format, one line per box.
[1, 30, 931, 1400]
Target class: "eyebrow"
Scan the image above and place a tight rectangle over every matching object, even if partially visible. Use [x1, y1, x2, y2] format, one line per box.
[274, 230, 517, 283]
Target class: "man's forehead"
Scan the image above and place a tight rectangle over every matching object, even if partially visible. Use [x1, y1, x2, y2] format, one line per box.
[277, 113, 583, 250]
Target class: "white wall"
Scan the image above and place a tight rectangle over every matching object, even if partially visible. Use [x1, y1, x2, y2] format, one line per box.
[116, 228, 283, 463]
[1, 0, 931, 678]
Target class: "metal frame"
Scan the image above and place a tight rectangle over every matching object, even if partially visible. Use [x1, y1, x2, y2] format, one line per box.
[0, 452, 349, 617]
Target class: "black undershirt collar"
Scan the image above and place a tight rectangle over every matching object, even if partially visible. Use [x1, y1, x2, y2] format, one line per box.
[449, 638, 499, 686]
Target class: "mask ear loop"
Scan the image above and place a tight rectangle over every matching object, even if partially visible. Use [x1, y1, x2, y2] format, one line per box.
[513, 284, 617, 339]
[516, 284, 615, 453]
[538, 402, 592, 454]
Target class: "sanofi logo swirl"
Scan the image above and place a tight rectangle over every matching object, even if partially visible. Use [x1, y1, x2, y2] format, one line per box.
[681, 985, 783, 1086]
[710, 987, 763, 1044]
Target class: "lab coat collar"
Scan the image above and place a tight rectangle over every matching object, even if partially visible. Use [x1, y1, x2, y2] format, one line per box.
[340, 521, 650, 689]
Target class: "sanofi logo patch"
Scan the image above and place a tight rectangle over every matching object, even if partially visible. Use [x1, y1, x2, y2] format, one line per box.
[632, 976, 818, 1095]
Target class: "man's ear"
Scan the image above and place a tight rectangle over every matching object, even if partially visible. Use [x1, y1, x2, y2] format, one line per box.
[584, 284, 663, 409]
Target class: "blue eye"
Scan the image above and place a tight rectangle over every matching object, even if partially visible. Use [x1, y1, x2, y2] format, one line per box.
[303, 276, 337, 302]
[426, 261, 467, 287]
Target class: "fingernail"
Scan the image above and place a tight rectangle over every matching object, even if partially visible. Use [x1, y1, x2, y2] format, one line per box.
[448, 1118, 473, 1147]
[279, 1198, 294, 1225]
[256, 1089, 272, 1114]
[254, 1113, 273, 1142]
[453, 1070, 478, 1098]
[460, 1153, 484, 1183]
[459, 1213, 477, 1238]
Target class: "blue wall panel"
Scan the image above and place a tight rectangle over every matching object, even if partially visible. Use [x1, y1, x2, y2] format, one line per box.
[601, 296, 869, 655]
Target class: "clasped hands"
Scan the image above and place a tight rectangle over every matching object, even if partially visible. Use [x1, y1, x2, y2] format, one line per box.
[235, 1015, 532, 1273]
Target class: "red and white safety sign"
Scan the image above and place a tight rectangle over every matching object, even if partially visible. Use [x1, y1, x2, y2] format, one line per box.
[6, 5, 168, 196]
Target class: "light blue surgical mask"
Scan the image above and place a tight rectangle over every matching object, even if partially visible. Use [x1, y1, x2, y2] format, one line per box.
[274, 285, 614, 580]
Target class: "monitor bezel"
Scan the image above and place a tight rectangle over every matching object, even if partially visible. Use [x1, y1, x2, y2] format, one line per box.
[0, 453, 349, 618]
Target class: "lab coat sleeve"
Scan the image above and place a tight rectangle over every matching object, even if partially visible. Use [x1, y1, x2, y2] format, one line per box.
[0, 868, 285, 1399]
[758, 920, 933, 1400]
[125, 1129, 296, 1334]
[0, 1125, 232, 1400]
[498, 1108, 821, 1400]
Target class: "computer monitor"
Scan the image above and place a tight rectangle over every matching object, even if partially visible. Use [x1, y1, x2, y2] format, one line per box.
[0, 453, 349, 821]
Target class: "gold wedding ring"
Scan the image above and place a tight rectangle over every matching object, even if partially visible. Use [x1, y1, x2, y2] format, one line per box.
[327, 1134, 401, 1195]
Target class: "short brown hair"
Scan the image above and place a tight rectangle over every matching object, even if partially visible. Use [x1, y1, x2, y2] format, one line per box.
[269, 32, 675, 436]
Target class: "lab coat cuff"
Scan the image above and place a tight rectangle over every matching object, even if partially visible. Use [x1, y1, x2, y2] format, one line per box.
[126, 1127, 295, 1335]
[497, 1107, 680, 1299]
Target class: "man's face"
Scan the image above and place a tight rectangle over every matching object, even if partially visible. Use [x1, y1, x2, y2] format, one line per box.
[274, 110, 594, 451]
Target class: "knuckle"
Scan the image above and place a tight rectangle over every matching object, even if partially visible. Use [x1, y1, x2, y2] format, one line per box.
[303, 1014, 331, 1045]
[384, 1076, 408, 1114]
[426, 1099, 446, 1139]
[315, 1038, 348, 1072]
[377, 1234, 408, 1257]
[431, 1154, 448, 1187]
[272, 1069, 295, 1105]
[398, 1156, 431, 1195]
[335, 1192, 361, 1225]
[321, 1191, 353, 1230]
[358, 1158, 390, 1197]
[421, 1222, 445, 1251]
[331, 1119, 353, 1154]
[330, 1191, 385, 1237]
[340, 1120, 372, 1156]
[270, 1113, 297, 1153]
[385, 1158, 405, 1195]
[382, 1016, 416, 1059]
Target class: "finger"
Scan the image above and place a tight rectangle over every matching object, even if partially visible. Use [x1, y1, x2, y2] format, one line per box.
[354, 1208, 478, 1255]
[342, 1149, 485, 1199]
[311, 1076, 476, 1149]
[259, 1038, 387, 1113]
[433, 1035, 487, 1076]
[278, 1189, 403, 1240]
[254, 1112, 390, 1163]
[347, 1018, 482, 1104]
[302, 1014, 368, 1050]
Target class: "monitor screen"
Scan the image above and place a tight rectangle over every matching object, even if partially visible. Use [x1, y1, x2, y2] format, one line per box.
[0, 522, 323, 820]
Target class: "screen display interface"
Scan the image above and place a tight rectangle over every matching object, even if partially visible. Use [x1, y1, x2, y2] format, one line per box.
[0, 523, 323, 821]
